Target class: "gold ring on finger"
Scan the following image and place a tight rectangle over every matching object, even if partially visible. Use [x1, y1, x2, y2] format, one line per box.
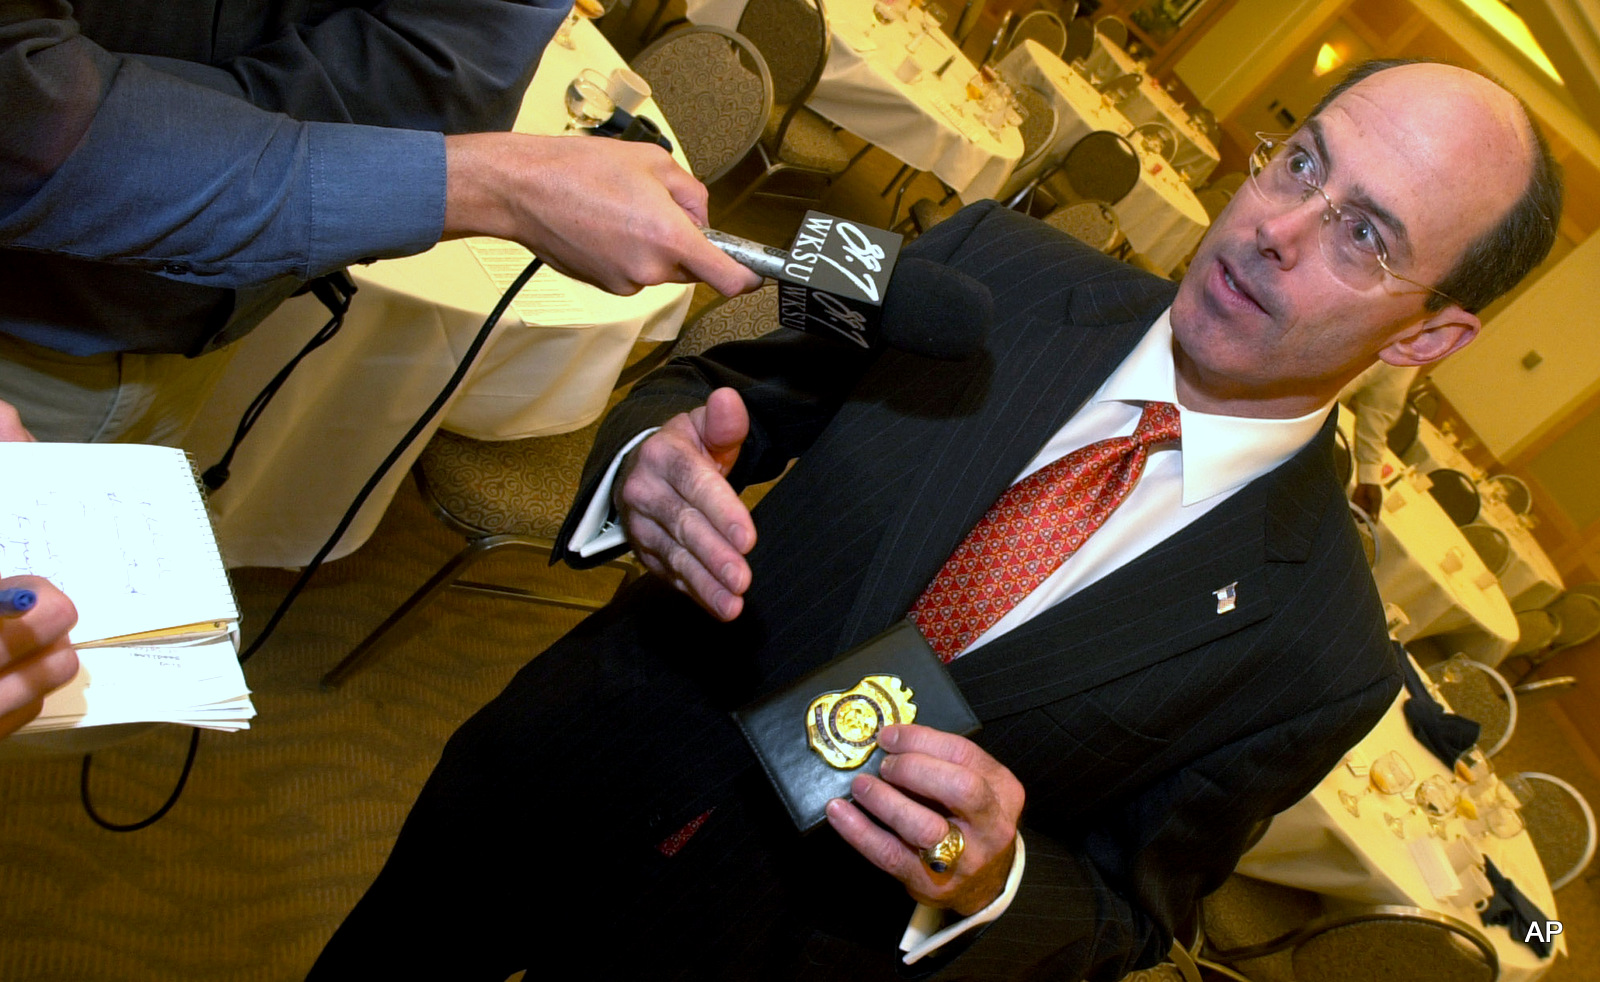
[920, 824, 965, 874]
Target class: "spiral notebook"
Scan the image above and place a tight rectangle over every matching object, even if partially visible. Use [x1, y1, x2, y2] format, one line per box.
[0, 443, 254, 732]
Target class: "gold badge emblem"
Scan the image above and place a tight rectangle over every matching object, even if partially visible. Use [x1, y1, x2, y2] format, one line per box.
[806, 675, 917, 769]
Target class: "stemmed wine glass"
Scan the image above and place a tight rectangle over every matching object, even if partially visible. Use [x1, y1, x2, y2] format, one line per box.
[564, 69, 615, 133]
[554, 0, 608, 49]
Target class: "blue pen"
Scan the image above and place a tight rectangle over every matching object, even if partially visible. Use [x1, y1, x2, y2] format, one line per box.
[0, 588, 38, 618]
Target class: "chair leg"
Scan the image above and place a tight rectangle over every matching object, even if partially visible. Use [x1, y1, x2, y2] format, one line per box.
[839, 143, 873, 177]
[881, 163, 911, 196]
[888, 169, 919, 229]
[322, 535, 524, 689]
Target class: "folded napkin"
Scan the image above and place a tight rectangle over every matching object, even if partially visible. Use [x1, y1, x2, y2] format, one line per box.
[1480, 857, 1554, 957]
[1400, 649, 1481, 767]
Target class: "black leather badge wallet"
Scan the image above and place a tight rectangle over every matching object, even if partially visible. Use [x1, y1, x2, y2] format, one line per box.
[732, 619, 981, 833]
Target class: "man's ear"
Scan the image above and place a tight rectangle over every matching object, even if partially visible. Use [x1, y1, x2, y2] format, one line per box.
[1379, 306, 1481, 367]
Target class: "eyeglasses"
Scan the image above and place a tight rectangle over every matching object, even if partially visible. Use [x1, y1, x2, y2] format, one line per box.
[1247, 133, 1461, 307]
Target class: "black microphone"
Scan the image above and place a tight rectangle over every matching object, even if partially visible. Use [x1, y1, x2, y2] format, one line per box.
[704, 211, 989, 360]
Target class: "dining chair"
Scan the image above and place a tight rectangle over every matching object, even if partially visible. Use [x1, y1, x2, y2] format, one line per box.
[1062, 17, 1094, 64]
[1130, 120, 1178, 162]
[952, 0, 986, 45]
[1097, 71, 1144, 103]
[1008, 10, 1067, 58]
[1196, 186, 1232, 221]
[1113, 940, 1201, 982]
[1425, 657, 1517, 756]
[1196, 873, 1326, 982]
[1095, 15, 1130, 48]
[1461, 523, 1511, 577]
[1512, 771, 1597, 890]
[720, 0, 854, 220]
[321, 286, 783, 687]
[1034, 129, 1141, 213]
[1385, 400, 1420, 456]
[1509, 608, 1560, 659]
[1206, 904, 1499, 982]
[1484, 473, 1533, 515]
[1189, 106, 1221, 146]
[1546, 590, 1600, 652]
[1043, 200, 1121, 254]
[1425, 467, 1481, 526]
[981, 9, 1014, 67]
[632, 27, 774, 184]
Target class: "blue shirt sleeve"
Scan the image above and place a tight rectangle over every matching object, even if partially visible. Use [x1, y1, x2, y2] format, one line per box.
[0, 0, 566, 288]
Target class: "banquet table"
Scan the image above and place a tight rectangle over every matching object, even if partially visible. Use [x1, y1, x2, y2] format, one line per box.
[685, 0, 1023, 201]
[1081, 33, 1219, 184]
[997, 41, 1210, 273]
[1402, 417, 1564, 612]
[183, 19, 695, 569]
[1363, 454, 1520, 665]
[1239, 677, 1566, 981]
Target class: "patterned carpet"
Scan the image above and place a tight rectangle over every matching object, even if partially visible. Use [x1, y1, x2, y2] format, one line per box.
[0, 479, 611, 980]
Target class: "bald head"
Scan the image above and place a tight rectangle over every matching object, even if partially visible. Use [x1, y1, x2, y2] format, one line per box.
[1310, 59, 1561, 312]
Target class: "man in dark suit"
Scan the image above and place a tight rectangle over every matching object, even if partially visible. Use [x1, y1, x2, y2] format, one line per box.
[311, 61, 1561, 980]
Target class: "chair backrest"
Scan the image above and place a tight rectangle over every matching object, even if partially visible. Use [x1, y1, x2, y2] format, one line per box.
[983, 9, 1014, 67]
[1009, 10, 1067, 57]
[952, 0, 986, 45]
[1510, 608, 1560, 657]
[1097, 71, 1143, 103]
[1013, 84, 1057, 170]
[1461, 523, 1511, 577]
[1548, 590, 1600, 650]
[1486, 473, 1533, 515]
[1131, 120, 1178, 162]
[1095, 14, 1129, 47]
[1515, 771, 1597, 890]
[1189, 105, 1221, 145]
[738, 0, 830, 147]
[1062, 16, 1094, 63]
[1195, 187, 1232, 222]
[1062, 129, 1140, 205]
[673, 283, 782, 357]
[1289, 906, 1498, 982]
[1426, 657, 1517, 755]
[1045, 201, 1120, 253]
[633, 27, 773, 184]
[1425, 468, 1480, 526]
[1386, 400, 1420, 456]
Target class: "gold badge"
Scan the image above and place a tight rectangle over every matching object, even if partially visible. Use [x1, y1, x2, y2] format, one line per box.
[806, 675, 917, 769]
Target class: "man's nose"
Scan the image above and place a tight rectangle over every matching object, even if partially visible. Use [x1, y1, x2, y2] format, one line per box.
[1255, 196, 1324, 270]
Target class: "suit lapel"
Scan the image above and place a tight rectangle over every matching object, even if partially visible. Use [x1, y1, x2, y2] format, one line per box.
[949, 412, 1343, 718]
[837, 311, 1151, 648]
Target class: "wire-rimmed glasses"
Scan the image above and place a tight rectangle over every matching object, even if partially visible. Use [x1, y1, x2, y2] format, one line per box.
[1247, 132, 1463, 308]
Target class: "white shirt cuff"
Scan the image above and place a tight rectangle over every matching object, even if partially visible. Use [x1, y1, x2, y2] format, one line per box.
[899, 833, 1026, 965]
[569, 428, 659, 559]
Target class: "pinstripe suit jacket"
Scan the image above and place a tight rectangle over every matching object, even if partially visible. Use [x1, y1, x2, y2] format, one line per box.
[552, 201, 1402, 980]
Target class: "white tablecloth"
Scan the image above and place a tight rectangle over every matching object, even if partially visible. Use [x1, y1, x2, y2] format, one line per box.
[686, 0, 1023, 200]
[1239, 682, 1565, 982]
[1082, 33, 1219, 184]
[997, 42, 1209, 273]
[1404, 417, 1563, 613]
[184, 19, 694, 569]
[1370, 466, 1520, 665]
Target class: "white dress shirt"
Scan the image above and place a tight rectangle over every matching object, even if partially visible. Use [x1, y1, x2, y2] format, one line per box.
[569, 309, 1334, 964]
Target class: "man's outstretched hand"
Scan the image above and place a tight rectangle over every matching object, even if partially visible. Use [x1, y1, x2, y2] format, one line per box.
[614, 388, 757, 620]
[827, 724, 1025, 916]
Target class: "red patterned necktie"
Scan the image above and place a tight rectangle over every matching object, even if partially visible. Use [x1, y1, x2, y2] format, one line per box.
[908, 401, 1182, 662]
